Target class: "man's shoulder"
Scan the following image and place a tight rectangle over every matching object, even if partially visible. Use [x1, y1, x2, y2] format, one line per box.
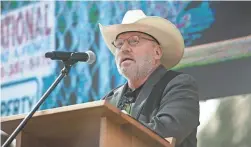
[162, 71, 199, 101]
[102, 84, 125, 106]
[102, 84, 124, 100]
[101, 84, 125, 106]
[161, 70, 197, 87]
[167, 72, 197, 88]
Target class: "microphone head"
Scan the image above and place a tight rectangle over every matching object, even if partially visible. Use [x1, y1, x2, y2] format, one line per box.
[45, 52, 54, 58]
[85, 50, 96, 64]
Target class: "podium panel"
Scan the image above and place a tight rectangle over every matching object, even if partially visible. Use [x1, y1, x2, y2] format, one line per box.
[1, 100, 174, 147]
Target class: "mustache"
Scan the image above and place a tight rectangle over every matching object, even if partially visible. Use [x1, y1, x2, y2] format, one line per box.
[116, 52, 134, 60]
[119, 52, 133, 57]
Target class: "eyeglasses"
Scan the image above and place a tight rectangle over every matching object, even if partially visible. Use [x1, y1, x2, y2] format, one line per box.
[112, 35, 159, 49]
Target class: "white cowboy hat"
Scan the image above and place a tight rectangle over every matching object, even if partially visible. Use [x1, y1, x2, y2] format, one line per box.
[99, 10, 185, 69]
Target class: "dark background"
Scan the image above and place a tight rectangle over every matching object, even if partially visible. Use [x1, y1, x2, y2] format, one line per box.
[189, 1, 251, 46]
[180, 1, 251, 100]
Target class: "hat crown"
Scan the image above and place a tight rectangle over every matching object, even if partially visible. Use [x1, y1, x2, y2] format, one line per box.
[122, 10, 146, 24]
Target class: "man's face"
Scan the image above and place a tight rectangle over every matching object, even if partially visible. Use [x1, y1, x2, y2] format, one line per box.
[114, 32, 160, 80]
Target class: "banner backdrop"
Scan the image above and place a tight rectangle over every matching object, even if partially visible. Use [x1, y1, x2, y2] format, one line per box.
[1, 1, 55, 116]
[1, 1, 251, 116]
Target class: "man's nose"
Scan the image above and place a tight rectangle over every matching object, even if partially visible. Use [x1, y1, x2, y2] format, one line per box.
[120, 41, 132, 52]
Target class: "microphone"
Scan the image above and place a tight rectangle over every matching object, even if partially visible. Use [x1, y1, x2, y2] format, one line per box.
[71, 51, 96, 64]
[3, 51, 94, 147]
[45, 51, 96, 64]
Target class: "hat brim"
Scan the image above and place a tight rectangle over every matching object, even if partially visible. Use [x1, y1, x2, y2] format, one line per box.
[99, 16, 184, 69]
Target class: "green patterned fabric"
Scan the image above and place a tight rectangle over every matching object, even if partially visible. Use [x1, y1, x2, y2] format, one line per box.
[123, 103, 135, 115]
[120, 85, 142, 115]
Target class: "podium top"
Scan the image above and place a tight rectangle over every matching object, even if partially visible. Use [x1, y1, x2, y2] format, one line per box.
[1, 100, 172, 147]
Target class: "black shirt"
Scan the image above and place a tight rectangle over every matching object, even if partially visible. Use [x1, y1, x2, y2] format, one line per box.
[118, 83, 144, 114]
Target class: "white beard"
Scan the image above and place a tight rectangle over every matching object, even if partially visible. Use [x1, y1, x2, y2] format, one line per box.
[117, 54, 155, 81]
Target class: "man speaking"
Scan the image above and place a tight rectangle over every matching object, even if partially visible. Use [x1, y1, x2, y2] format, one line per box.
[99, 10, 200, 147]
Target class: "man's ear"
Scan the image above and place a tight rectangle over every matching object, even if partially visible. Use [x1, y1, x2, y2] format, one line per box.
[154, 46, 162, 60]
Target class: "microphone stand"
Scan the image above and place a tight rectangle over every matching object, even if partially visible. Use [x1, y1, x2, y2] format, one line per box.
[2, 59, 77, 147]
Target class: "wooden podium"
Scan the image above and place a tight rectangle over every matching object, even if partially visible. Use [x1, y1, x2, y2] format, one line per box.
[1, 100, 175, 147]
